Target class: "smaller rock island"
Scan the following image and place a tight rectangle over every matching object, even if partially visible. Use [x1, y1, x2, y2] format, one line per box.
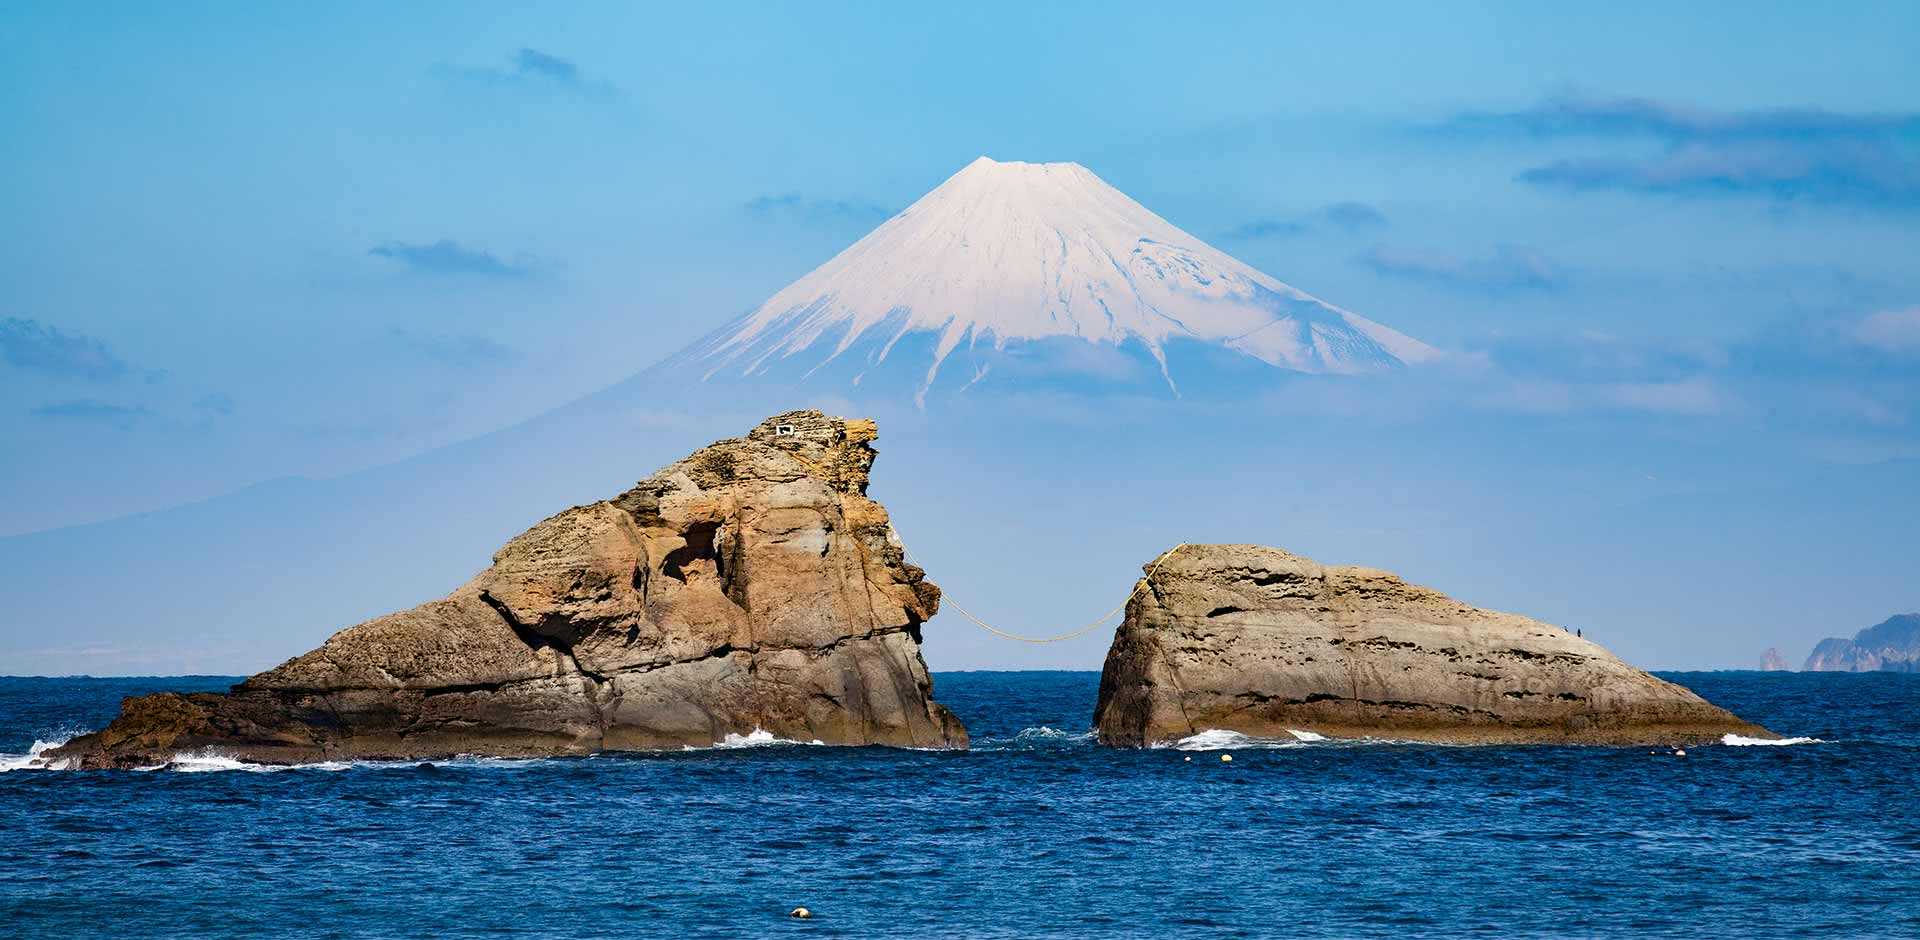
[1094, 544, 1770, 746]
[52, 411, 967, 768]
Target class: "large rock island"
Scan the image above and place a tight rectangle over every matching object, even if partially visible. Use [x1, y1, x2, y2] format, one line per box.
[52, 411, 967, 768]
[1094, 544, 1768, 746]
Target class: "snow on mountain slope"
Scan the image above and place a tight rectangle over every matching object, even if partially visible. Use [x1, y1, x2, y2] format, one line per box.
[691, 157, 1438, 403]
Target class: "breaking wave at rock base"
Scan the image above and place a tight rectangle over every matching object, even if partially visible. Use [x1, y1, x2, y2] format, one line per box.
[0, 737, 73, 772]
[1721, 733, 1824, 746]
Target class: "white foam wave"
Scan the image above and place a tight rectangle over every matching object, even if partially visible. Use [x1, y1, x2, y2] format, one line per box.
[1012, 725, 1082, 740]
[1288, 729, 1328, 742]
[152, 753, 554, 772]
[144, 750, 342, 772]
[1005, 725, 1097, 746]
[1162, 729, 1307, 751]
[164, 753, 277, 773]
[0, 737, 75, 772]
[965, 725, 1099, 750]
[701, 728, 825, 750]
[1721, 734, 1824, 747]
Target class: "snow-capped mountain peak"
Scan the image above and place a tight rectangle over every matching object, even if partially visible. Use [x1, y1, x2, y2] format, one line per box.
[696, 156, 1437, 403]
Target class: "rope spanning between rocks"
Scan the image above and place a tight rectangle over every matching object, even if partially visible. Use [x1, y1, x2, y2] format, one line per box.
[937, 543, 1190, 645]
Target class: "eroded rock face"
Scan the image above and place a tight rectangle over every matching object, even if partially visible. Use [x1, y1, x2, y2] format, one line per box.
[1094, 544, 1768, 747]
[53, 411, 966, 768]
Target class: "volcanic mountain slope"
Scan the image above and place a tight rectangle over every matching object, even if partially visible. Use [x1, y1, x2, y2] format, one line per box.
[678, 156, 1438, 404]
[0, 159, 1455, 681]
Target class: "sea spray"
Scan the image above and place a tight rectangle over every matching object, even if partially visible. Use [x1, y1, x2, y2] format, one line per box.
[0, 737, 74, 772]
[1721, 733, 1824, 746]
[702, 729, 827, 750]
[1163, 729, 1309, 751]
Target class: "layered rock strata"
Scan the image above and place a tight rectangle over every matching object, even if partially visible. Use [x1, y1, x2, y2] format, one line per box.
[1095, 544, 1769, 746]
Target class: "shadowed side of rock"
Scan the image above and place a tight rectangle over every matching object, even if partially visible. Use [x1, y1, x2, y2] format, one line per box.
[1094, 544, 1770, 747]
[52, 411, 966, 768]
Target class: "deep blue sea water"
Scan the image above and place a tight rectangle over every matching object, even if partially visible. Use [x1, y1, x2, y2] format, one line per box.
[2, 671, 1916, 939]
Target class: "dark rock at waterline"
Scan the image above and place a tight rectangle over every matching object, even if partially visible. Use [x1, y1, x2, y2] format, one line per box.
[51, 411, 966, 768]
[1094, 544, 1770, 747]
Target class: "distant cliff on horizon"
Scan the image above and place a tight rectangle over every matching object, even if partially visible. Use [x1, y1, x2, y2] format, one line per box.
[1803, 614, 1920, 673]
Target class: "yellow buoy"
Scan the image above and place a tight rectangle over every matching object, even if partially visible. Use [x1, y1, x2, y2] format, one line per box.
[790, 907, 812, 919]
[1220, 753, 1233, 762]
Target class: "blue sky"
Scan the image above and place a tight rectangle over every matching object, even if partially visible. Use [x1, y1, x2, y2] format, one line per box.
[1, 3, 1917, 672]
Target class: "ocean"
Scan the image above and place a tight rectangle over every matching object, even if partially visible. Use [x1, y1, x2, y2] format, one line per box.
[2, 671, 1915, 938]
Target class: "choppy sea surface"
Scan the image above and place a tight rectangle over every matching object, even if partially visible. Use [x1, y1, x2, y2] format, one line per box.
[2, 671, 1916, 938]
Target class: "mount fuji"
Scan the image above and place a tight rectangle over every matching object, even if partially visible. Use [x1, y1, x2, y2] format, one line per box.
[0, 158, 1462, 676]
[0, 162, 1905, 681]
[675, 157, 1438, 404]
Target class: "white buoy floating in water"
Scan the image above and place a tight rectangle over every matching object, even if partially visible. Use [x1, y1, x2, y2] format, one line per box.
[1220, 753, 1233, 763]
[790, 907, 812, 919]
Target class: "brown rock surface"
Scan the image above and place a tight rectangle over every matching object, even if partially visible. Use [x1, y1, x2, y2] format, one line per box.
[52, 411, 966, 768]
[1094, 544, 1769, 747]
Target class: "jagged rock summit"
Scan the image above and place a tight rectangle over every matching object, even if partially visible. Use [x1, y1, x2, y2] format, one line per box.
[51, 411, 967, 768]
[1803, 614, 1920, 672]
[1094, 544, 1769, 746]
[681, 156, 1438, 404]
